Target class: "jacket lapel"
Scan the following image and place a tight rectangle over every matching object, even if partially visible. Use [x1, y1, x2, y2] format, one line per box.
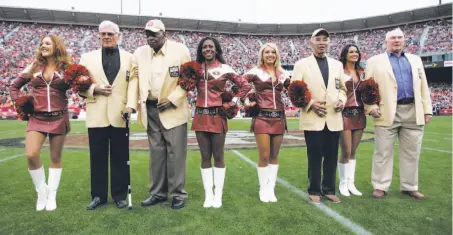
[140, 46, 152, 99]
[406, 54, 420, 89]
[111, 50, 125, 88]
[308, 54, 326, 91]
[96, 49, 110, 85]
[382, 53, 397, 82]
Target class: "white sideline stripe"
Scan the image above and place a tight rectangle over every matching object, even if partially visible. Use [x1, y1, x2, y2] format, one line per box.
[424, 132, 452, 136]
[395, 144, 452, 153]
[423, 139, 439, 142]
[231, 150, 373, 235]
[423, 147, 452, 153]
[0, 154, 24, 163]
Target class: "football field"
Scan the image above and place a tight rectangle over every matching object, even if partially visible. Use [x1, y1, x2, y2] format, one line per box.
[0, 116, 451, 235]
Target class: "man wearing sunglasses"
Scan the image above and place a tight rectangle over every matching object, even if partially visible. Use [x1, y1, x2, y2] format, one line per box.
[78, 20, 133, 210]
[126, 20, 191, 210]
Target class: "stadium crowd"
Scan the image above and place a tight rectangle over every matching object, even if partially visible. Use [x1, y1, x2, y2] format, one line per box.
[0, 18, 451, 114]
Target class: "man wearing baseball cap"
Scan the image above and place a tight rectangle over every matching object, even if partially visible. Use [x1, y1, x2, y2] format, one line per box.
[126, 19, 191, 210]
[290, 28, 346, 204]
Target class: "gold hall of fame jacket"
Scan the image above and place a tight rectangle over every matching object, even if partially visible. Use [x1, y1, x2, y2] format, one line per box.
[291, 54, 347, 131]
[78, 49, 133, 128]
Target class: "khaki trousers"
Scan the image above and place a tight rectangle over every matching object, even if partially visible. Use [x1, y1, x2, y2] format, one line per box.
[372, 103, 424, 192]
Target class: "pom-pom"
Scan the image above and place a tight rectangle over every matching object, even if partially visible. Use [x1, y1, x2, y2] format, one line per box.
[288, 80, 312, 108]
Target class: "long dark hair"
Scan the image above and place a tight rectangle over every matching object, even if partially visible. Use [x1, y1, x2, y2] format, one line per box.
[196, 37, 226, 64]
[339, 44, 362, 70]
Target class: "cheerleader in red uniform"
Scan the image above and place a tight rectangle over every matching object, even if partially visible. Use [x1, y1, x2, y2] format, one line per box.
[242, 43, 290, 203]
[10, 35, 78, 211]
[337, 44, 366, 196]
[178, 37, 251, 208]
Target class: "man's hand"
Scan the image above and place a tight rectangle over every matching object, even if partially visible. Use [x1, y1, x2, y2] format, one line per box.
[94, 84, 112, 97]
[248, 101, 257, 107]
[369, 108, 382, 118]
[311, 101, 327, 117]
[424, 114, 432, 124]
[223, 102, 231, 109]
[334, 100, 344, 112]
[122, 107, 134, 120]
[121, 107, 134, 123]
[157, 98, 175, 112]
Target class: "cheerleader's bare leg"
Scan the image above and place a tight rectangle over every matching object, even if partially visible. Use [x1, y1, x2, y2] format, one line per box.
[196, 131, 214, 208]
[255, 134, 271, 202]
[211, 133, 226, 208]
[347, 129, 364, 196]
[25, 131, 48, 211]
[268, 134, 283, 202]
[45, 134, 66, 211]
[338, 130, 352, 196]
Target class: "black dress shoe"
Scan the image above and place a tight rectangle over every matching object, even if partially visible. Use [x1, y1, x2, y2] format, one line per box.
[171, 198, 185, 210]
[87, 197, 107, 210]
[141, 195, 167, 207]
[115, 200, 128, 209]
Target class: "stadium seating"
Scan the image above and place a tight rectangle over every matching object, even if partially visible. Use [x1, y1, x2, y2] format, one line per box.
[0, 19, 451, 116]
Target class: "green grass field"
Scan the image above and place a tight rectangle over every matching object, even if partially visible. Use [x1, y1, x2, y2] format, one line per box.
[0, 116, 451, 235]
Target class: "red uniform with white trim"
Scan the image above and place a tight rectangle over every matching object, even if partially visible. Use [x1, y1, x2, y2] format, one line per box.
[192, 60, 251, 133]
[10, 66, 71, 135]
[342, 68, 366, 130]
[243, 66, 288, 134]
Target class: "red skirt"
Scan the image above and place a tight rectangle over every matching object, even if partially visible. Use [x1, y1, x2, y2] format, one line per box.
[27, 112, 70, 135]
[342, 107, 366, 130]
[191, 107, 227, 134]
[251, 109, 286, 135]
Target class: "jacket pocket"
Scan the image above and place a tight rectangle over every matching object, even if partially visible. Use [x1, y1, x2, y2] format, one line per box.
[85, 98, 96, 104]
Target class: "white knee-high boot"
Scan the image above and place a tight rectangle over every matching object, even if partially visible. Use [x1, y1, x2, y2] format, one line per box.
[257, 166, 269, 202]
[28, 166, 48, 211]
[338, 162, 350, 196]
[46, 168, 62, 211]
[347, 159, 362, 196]
[213, 167, 226, 208]
[200, 168, 214, 208]
[268, 164, 279, 202]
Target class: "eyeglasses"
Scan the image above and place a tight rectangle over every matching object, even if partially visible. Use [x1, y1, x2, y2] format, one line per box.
[100, 32, 117, 37]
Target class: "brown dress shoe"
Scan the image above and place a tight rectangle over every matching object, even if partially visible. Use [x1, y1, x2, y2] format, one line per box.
[402, 191, 425, 200]
[309, 195, 321, 204]
[372, 189, 386, 199]
[323, 194, 341, 203]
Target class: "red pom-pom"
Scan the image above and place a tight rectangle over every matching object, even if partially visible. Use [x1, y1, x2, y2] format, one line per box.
[177, 78, 196, 91]
[357, 79, 380, 105]
[219, 105, 239, 120]
[288, 80, 312, 108]
[14, 95, 34, 121]
[64, 64, 93, 92]
[179, 61, 203, 91]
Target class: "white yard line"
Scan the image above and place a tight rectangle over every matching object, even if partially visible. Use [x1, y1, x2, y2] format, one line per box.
[232, 150, 373, 235]
[0, 153, 24, 163]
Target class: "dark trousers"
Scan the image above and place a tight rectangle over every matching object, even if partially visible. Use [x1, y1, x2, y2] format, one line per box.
[304, 125, 340, 196]
[88, 126, 129, 202]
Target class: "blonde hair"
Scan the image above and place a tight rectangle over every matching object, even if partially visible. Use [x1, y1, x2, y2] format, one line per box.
[258, 43, 284, 71]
